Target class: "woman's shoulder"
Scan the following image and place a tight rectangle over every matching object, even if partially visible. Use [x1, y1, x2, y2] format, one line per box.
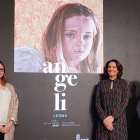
[6, 83, 15, 92]
[6, 83, 14, 87]
[118, 78, 128, 83]
[118, 79, 128, 85]
[98, 79, 108, 85]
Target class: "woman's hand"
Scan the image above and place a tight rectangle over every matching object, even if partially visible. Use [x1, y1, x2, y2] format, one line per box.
[2, 121, 14, 134]
[106, 124, 114, 131]
[0, 125, 4, 133]
[103, 116, 114, 131]
[104, 116, 114, 125]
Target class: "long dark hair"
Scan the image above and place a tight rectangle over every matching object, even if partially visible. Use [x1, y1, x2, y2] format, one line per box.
[0, 61, 7, 86]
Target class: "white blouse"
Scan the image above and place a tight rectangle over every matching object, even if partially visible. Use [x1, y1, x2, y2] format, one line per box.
[0, 87, 11, 125]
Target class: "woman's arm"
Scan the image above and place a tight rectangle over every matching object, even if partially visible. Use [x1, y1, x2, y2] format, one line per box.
[3, 84, 19, 133]
[7, 83, 19, 124]
[10, 87, 19, 124]
[112, 80, 129, 118]
[95, 82, 107, 120]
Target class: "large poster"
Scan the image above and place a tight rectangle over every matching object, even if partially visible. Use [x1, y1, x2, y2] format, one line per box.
[14, 0, 103, 139]
[14, 0, 103, 73]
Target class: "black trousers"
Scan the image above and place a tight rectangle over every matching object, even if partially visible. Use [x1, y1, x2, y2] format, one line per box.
[0, 132, 4, 140]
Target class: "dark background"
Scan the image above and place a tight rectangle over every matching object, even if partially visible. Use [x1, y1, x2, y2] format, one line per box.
[0, 0, 140, 139]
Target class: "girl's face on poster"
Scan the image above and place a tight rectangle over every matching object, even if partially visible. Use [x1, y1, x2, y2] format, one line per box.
[62, 15, 96, 62]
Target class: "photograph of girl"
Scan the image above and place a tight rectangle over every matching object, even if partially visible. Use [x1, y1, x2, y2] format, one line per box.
[14, 0, 103, 73]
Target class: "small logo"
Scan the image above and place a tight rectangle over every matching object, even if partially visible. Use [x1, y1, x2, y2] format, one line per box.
[76, 134, 89, 140]
[76, 134, 80, 140]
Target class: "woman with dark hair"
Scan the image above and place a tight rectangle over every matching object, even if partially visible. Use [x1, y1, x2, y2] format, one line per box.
[0, 61, 18, 140]
[42, 3, 102, 73]
[95, 59, 129, 139]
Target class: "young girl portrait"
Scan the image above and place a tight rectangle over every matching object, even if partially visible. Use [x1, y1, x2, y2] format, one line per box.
[14, 0, 103, 73]
[42, 3, 102, 73]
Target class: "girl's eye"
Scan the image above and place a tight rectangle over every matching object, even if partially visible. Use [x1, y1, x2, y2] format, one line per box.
[66, 33, 74, 38]
[83, 35, 91, 39]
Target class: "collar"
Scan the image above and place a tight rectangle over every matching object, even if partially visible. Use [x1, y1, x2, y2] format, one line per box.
[108, 78, 117, 82]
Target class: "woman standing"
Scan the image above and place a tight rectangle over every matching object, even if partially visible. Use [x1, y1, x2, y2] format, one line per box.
[0, 61, 18, 140]
[96, 59, 129, 140]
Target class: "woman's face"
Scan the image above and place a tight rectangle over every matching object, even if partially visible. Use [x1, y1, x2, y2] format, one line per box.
[0, 64, 4, 79]
[107, 62, 119, 78]
[62, 15, 96, 62]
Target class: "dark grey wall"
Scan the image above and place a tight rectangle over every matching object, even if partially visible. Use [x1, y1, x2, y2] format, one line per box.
[0, 0, 140, 139]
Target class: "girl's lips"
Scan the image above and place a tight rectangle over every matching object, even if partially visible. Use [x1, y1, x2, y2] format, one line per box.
[74, 51, 84, 54]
